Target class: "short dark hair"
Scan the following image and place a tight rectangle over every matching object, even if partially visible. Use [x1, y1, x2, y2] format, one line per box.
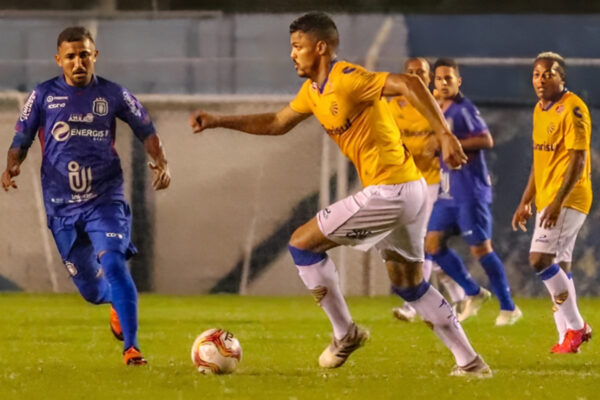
[535, 51, 566, 81]
[57, 26, 95, 48]
[433, 58, 460, 76]
[289, 12, 339, 50]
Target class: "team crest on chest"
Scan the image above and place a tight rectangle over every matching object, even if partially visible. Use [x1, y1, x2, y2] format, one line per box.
[555, 104, 564, 114]
[330, 101, 339, 116]
[92, 97, 109, 116]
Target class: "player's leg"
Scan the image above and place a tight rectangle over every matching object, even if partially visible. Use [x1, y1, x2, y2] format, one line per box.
[379, 182, 490, 377]
[86, 201, 145, 364]
[289, 213, 366, 369]
[461, 201, 518, 324]
[531, 208, 590, 353]
[50, 218, 112, 305]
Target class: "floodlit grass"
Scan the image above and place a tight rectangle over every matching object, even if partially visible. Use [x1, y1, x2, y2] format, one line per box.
[0, 294, 598, 400]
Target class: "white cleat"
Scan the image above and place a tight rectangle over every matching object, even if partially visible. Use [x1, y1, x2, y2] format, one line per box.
[450, 354, 493, 379]
[458, 288, 491, 322]
[318, 323, 369, 368]
[393, 304, 417, 322]
[495, 306, 523, 326]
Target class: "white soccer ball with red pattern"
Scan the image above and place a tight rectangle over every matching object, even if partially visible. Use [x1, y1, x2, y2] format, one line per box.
[191, 328, 242, 374]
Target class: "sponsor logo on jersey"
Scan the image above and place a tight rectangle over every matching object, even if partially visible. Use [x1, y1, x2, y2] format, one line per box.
[68, 161, 92, 194]
[122, 90, 142, 117]
[106, 232, 124, 239]
[48, 102, 66, 109]
[46, 95, 68, 103]
[573, 106, 583, 119]
[321, 208, 332, 220]
[533, 143, 556, 152]
[68, 113, 94, 123]
[19, 90, 36, 121]
[64, 261, 78, 276]
[342, 67, 356, 74]
[325, 118, 352, 136]
[93, 97, 109, 116]
[51, 121, 109, 142]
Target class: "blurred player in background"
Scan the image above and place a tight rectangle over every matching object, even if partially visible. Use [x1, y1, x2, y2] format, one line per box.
[1, 27, 171, 365]
[387, 57, 465, 322]
[512, 52, 592, 353]
[425, 58, 521, 326]
[190, 12, 492, 377]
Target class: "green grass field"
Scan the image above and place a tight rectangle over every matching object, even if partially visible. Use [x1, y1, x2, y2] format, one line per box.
[0, 294, 597, 400]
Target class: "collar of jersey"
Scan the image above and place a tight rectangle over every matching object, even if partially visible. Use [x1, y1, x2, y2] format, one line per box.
[539, 89, 568, 112]
[316, 59, 338, 94]
[58, 74, 98, 92]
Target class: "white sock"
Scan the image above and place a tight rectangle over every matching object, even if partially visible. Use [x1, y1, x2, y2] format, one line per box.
[553, 306, 567, 343]
[408, 285, 477, 366]
[540, 267, 584, 331]
[439, 271, 465, 304]
[422, 259, 433, 282]
[296, 256, 353, 339]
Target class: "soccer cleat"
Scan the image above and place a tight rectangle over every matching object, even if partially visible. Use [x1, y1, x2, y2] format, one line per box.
[110, 305, 124, 341]
[495, 306, 523, 326]
[457, 288, 491, 322]
[123, 346, 147, 365]
[393, 304, 417, 322]
[318, 323, 369, 368]
[450, 354, 493, 378]
[551, 322, 592, 354]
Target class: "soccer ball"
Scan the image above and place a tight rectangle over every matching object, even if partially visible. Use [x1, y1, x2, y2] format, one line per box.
[191, 328, 242, 374]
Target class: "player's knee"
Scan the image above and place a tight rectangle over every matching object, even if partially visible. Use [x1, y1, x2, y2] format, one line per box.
[470, 241, 492, 258]
[529, 253, 553, 272]
[424, 234, 443, 255]
[99, 251, 128, 279]
[385, 258, 422, 287]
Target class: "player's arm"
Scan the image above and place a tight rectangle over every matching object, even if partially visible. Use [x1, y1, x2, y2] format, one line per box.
[539, 149, 586, 229]
[1, 147, 28, 191]
[144, 133, 171, 191]
[512, 163, 536, 231]
[459, 132, 494, 151]
[382, 73, 467, 168]
[189, 105, 310, 136]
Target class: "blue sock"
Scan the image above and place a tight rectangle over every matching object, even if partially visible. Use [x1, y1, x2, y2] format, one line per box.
[479, 252, 515, 311]
[432, 248, 480, 296]
[100, 251, 139, 350]
[392, 281, 430, 302]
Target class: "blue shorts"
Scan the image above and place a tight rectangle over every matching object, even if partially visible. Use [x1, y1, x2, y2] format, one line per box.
[427, 200, 493, 246]
[48, 200, 137, 262]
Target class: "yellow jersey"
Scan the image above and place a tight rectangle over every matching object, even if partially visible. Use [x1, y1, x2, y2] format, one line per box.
[388, 95, 440, 185]
[289, 61, 422, 187]
[532, 91, 592, 214]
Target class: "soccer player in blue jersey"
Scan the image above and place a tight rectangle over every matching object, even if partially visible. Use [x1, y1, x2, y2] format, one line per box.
[1, 27, 170, 365]
[425, 58, 521, 326]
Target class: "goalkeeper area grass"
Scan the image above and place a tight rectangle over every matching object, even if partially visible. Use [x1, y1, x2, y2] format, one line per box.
[0, 293, 597, 400]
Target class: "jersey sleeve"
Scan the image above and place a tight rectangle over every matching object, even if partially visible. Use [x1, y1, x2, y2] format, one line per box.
[340, 66, 389, 103]
[116, 88, 156, 142]
[459, 103, 489, 135]
[564, 99, 591, 151]
[11, 89, 42, 150]
[289, 81, 313, 114]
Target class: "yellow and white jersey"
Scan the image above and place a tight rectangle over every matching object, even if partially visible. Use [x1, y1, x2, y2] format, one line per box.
[532, 91, 592, 214]
[289, 60, 422, 187]
[388, 95, 440, 185]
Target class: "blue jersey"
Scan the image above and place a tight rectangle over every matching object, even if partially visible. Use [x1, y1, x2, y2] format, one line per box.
[10, 75, 155, 217]
[440, 94, 492, 203]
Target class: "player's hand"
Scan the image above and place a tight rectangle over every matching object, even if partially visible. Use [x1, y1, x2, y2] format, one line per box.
[1, 167, 19, 191]
[439, 132, 467, 169]
[539, 200, 562, 229]
[189, 109, 217, 134]
[511, 202, 533, 232]
[148, 161, 171, 190]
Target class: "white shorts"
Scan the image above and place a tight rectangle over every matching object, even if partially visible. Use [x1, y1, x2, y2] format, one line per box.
[529, 207, 587, 263]
[425, 183, 440, 223]
[316, 178, 428, 262]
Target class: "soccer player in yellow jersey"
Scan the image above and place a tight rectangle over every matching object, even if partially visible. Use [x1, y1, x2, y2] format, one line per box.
[190, 12, 491, 377]
[388, 58, 465, 322]
[512, 52, 592, 353]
